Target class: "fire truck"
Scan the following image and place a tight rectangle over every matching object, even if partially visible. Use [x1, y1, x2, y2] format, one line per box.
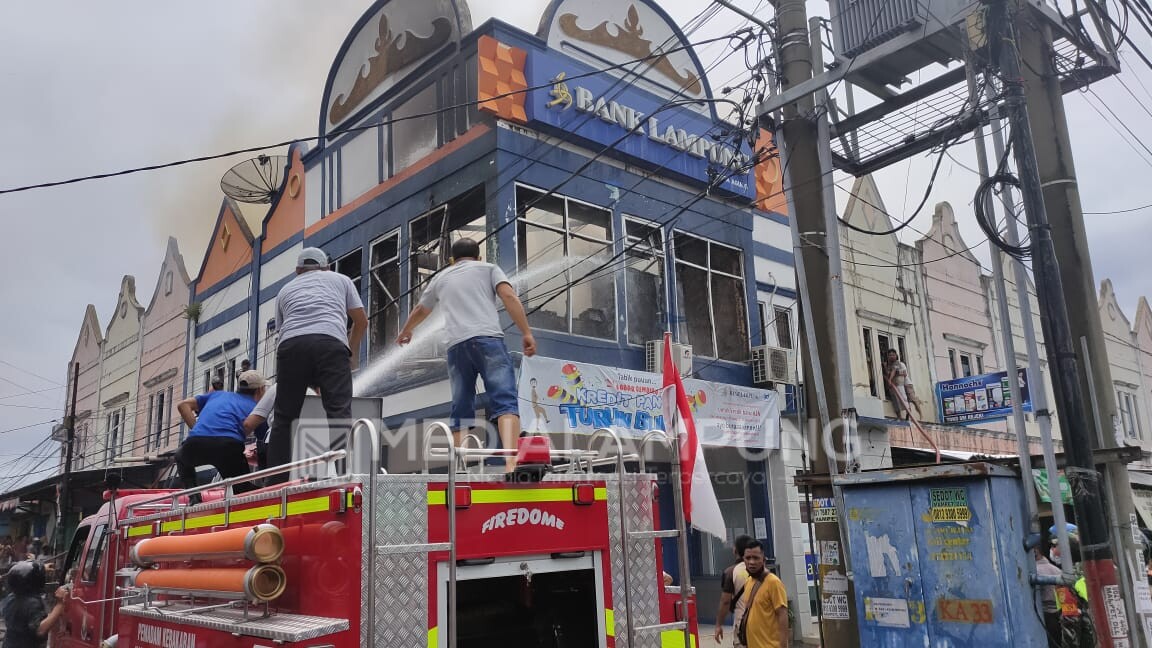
[50, 420, 700, 647]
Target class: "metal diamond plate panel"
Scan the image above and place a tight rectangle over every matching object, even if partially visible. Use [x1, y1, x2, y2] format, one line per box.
[374, 479, 429, 545]
[365, 476, 433, 647]
[624, 479, 660, 635]
[360, 480, 371, 647]
[372, 553, 429, 647]
[606, 475, 662, 648]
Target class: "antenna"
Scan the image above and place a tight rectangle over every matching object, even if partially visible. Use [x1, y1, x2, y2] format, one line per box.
[220, 155, 288, 204]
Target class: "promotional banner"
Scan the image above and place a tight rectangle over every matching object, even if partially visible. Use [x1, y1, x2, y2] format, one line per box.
[936, 368, 1032, 425]
[518, 355, 780, 448]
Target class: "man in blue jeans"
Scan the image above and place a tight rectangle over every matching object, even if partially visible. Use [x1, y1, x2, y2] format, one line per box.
[397, 238, 536, 472]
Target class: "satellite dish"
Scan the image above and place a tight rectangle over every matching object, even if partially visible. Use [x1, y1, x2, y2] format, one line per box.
[220, 155, 288, 204]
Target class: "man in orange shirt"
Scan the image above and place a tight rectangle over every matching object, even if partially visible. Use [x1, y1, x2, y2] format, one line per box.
[736, 540, 790, 648]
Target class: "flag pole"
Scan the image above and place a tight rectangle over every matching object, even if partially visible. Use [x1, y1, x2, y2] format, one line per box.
[668, 393, 693, 647]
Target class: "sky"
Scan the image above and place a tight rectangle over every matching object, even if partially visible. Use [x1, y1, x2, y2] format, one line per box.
[0, 1, 1148, 486]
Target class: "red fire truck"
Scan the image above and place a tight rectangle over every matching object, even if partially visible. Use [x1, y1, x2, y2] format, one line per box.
[50, 421, 700, 647]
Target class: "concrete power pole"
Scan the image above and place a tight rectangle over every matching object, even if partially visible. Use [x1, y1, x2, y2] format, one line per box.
[992, 0, 1127, 644]
[769, 0, 861, 645]
[57, 362, 79, 558]
[1015, 10, 1146, 642]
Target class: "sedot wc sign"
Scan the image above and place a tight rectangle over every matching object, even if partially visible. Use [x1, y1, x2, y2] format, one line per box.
[518, 355, 780, 448]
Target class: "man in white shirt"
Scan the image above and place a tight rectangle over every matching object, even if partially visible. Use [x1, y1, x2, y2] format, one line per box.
[396, 238, 535, 471]
[266, 248, 368, 484]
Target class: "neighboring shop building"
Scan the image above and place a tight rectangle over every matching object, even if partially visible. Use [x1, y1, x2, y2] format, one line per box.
[1098, 282, 1152, 533]
[96, 276, 144, 465]
[134, 237, 192, 458]
[66, 305, 104, 471]
[186, 199, 257, 398]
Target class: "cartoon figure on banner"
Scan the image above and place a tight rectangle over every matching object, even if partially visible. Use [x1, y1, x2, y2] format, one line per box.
[529, 378, 550, 433]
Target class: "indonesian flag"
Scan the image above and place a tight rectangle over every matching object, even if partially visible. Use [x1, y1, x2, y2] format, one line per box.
[661, 332, 727, 540]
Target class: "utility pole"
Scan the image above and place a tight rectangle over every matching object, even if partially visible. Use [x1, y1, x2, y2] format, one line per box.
[1013, 9, 1146, 642]
[769, 0, 860, 644]
[57, 362, 79, 558]
[992, 0, 1126, 644]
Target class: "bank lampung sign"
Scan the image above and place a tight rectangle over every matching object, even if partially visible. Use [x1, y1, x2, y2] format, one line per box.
[525, 50, 756, 200]
[936, 368, 1033, 425]
[518, 355, 780, 448]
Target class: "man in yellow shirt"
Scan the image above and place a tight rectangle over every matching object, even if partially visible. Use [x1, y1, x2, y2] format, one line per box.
[736, 540, 791, 648]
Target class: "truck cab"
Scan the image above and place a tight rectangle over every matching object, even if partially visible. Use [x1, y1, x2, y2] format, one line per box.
[56, 491, 182, 648]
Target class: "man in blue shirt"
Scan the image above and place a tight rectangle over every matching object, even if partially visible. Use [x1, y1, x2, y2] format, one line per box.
[175, 370, 268, 496]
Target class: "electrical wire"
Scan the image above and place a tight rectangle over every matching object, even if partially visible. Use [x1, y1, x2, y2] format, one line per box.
[0, 419, 59, 435]
[836, 144, 950, 236]
[1084, 201, 1152, 213]
[0, 359, 64, 387]
[1084, 86, 1152, 161]
[975, 173, 1032, 260]
[0, 33, 743, 198]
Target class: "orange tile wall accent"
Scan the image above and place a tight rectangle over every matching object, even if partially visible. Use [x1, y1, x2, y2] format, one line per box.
[262, 147, 306, 253]
[477, 35, 528, 123]
[754, 128, 788, 216]
[197, 204, 252, 295]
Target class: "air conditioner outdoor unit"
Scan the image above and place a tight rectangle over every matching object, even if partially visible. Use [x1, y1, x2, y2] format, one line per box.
[646, 339, 693, 377]
[751, 345, 797, 385]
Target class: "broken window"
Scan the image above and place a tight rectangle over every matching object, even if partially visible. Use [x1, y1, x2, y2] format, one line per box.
[105, 409, 122, 464]
[152, 390, 166, 450]
[673, 232, 748, 361]
[334, 249, 363, 293]
[369, 232, 401, 358]
[408, 188, 488, 311]
[624, 218, 665, 345]
[863, 327, 878, 397]
[334, 249, 364, 331]
[516, 185, 616, 340]
[392, 84, 439, 173]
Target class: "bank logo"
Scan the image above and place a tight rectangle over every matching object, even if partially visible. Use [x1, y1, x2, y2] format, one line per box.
[547, 72, 573, 110]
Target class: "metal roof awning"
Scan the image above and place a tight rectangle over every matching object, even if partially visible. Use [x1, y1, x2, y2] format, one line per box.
[1128, 472, 1152, 530]
[797, 444, 1145, 486]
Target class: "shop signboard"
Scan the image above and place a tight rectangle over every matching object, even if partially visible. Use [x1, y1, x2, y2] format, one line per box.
[936, 368, 1032, 425]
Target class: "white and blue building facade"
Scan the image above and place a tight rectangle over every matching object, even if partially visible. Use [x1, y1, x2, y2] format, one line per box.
[190, 0, 801, 625]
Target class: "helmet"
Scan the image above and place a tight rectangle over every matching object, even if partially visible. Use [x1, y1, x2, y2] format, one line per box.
[1049, 523, 1079, 543]
[6, 560, 45, 595]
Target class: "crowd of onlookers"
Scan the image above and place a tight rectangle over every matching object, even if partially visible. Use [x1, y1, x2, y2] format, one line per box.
[0, 536, 56, 596]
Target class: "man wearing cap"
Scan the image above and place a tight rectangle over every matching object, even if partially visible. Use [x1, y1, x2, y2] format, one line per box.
[266, 247, 368, 483]
[175, 370, 268, 497]
[396, 238, 535, 472]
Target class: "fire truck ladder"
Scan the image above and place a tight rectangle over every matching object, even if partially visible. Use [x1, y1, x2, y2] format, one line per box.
[420, 424, 694, 648]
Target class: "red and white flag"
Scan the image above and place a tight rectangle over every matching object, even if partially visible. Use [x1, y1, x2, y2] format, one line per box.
[661, 332, 727, 540]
